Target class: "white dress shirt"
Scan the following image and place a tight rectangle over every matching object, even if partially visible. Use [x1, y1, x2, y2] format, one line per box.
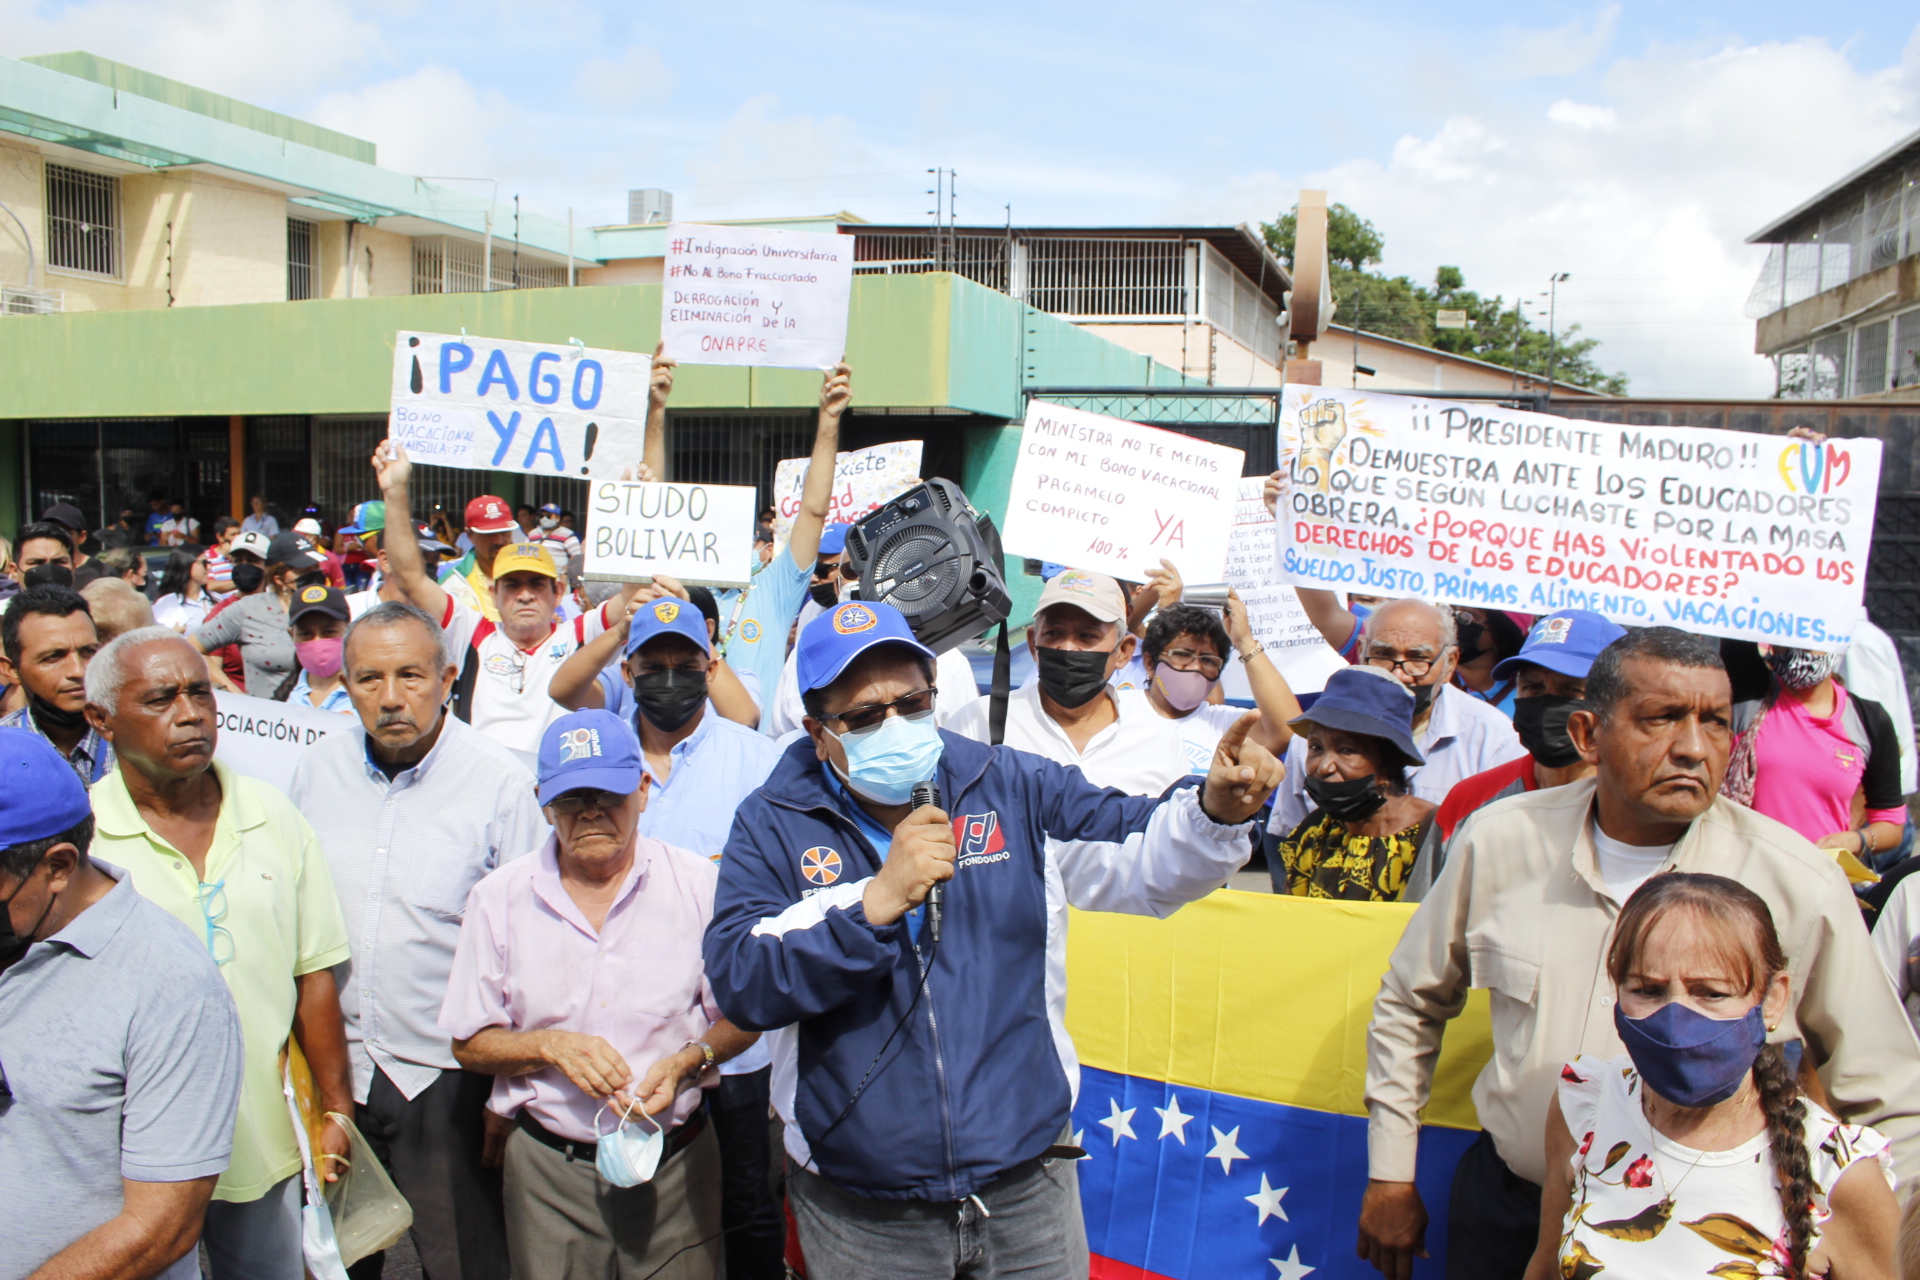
[288, 714, 550, 1102]
[1267, 681, 1525, 838]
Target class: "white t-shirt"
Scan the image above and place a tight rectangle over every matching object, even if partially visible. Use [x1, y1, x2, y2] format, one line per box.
[345, 587, 383, 620]
[1589, 822, 1673, 906]
[1164, 702, 1246, 776]
[440, 595, 612, 757]
[158, 516, 201, 546]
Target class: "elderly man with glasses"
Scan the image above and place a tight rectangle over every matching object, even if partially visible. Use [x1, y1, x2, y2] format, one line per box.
[1263, 598, 1525, 880]
[82, 626, 354, 1280]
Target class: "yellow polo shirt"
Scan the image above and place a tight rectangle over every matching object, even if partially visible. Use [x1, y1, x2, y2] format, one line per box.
[92, 761, 351, 1202]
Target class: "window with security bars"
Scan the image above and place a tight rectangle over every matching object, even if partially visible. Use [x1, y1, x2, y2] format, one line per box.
[1894, 309, 1920, 389]
[287, 219, 317, 300]
[45, 162, 121, 277]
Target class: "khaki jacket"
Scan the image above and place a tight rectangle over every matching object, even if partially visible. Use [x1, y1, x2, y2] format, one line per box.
[1365, 775, 1920, 1186]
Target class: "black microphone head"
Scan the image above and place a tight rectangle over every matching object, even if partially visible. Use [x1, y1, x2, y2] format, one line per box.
[911, 780, 940, 810]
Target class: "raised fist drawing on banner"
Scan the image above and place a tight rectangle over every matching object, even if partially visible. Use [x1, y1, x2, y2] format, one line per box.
[1296, 398, 1348, 493]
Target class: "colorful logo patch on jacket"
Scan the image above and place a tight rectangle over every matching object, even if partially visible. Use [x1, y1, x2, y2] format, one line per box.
[832, 603, 879, 634]
[953, 812, 1009, 867]
[801, 846, 843, 885]
[739, 619, 761, 643]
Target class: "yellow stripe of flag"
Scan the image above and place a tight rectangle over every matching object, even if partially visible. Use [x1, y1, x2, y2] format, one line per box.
[1065, 890, 1492, 1129]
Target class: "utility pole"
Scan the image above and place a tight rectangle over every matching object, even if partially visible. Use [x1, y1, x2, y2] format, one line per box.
[1544, 272, 1569, 407]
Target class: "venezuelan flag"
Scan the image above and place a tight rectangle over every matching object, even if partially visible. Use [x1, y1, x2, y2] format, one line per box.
[1065, 892, 1493, 1279]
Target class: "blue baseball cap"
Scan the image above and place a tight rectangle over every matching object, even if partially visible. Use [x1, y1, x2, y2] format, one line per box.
[817, 523, 851, 556]
[1289, 666, 1425, 767]
[538, 502, 563, 515]
[796, 600, 936, 694]
[536, 710, 642, 805]
[0, 728, 92, 846]
[624, 595, 711, 658]
[1492, 609, 1627, 682]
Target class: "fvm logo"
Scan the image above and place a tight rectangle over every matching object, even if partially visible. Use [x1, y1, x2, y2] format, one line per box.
[952, 812, 1004, 857]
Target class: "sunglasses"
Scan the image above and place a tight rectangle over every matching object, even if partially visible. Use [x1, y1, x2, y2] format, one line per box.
[825, 688, 937, 736]
[548, 789, 627, 816]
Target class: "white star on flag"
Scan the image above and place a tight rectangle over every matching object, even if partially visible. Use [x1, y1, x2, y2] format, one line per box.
[1153, 1094, 1195, 1144]
[1269, 1245, 1315, 1279]
[1070, 1128, 1084, 1151]
[1246, 1172, 1290, 1224]
[1098, 1099, 1137, 1146]
[1206, 1125, 1247, 1174]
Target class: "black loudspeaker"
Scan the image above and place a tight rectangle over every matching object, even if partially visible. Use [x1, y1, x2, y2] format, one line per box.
[845, 478, 1012, 654]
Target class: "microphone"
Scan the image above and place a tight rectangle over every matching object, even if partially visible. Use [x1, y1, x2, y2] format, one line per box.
[912, 780, 944, 945]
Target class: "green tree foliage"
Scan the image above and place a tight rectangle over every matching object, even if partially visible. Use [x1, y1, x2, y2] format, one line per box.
[1260, 205, 1629, 395]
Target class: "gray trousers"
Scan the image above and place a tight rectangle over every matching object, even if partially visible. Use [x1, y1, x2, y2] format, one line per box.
[201, 1172, 302, 1280]
[503, 1120, 722, 1280]
[788, 1156, 1089, 1280]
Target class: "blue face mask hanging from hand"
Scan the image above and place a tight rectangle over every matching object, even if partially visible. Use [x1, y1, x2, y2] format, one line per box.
[1613, 1000, 1768, 1109]
[594, 1097, 664, 1188]
[833, 714, 945, 806]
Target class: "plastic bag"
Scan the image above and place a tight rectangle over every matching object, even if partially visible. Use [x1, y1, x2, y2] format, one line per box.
[322, 1110, 414, 1267]
[281, 1048, 349, 1280]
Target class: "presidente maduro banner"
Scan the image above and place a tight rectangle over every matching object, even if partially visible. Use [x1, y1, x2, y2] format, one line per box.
[1273, 386, 1881, 650]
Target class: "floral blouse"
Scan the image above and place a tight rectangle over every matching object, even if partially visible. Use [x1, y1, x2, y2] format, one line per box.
[1279, 809, 1423, 901]
[1554, 1053, 1893, 1278]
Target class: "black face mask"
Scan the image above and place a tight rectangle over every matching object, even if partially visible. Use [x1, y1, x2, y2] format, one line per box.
[1455, 620, 1486, 663]
[1035, 646, 1112, 709]
[633, 669, 708, 731]
[1513, 694, 1586, 769]
[231, 563, 266, 594]
[1304, 772, 1388, 822]
[27, 688, 88, 735]
[0, 852, 53, 973]
[1410, 680, 1438, 717]
[294, 570, 328, 591]
[809, 580, 839, 609]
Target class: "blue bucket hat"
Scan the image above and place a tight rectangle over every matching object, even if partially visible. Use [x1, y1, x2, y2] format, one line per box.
[795, 600, 935, 694]
[537, 710, 642, 805]
[1492, 609, 1627, 682]
[1289, 666, 1425, 766]
[624, 595, 711, 658]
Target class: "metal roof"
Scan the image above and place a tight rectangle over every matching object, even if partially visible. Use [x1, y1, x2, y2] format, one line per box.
[1746, 123, 1920, 243]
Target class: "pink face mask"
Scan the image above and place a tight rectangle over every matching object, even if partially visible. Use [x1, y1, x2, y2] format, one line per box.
[295, 637, 344, 679]
[1152, 663, 1217, 712]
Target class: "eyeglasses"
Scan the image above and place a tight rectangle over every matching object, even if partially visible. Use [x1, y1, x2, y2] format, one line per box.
[548, 789, 627, 816]
[1158, 647, 1224, 678]
[1366, 654, 1440, 679]
[825, 688, 937, 736]
[196, 879, 235, 967]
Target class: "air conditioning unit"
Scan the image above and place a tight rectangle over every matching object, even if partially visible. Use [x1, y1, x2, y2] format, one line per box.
[629, 189, 674, 225]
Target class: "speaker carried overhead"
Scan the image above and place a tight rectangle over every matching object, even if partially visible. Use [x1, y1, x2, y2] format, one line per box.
[845, 478, 1011, 655]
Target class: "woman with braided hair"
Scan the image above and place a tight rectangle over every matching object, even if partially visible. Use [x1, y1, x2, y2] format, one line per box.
[1523, 872, 1899, 1279]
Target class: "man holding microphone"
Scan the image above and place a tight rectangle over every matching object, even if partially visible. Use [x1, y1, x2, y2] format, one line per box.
[704, 600, 1282, 1278]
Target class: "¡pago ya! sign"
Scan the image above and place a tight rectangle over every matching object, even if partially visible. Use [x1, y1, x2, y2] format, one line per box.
[388, 331, 649, 479]
[659, 223, 854, 371]
[1274, 385, 1882, 649]
[584, 480, 760, 588]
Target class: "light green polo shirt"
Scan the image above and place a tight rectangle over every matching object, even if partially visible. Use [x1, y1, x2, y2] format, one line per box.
[92, 760, 351, 1202]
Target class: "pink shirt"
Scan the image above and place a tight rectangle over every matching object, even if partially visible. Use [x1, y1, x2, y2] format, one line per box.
[1750, 684, 1905, 842]
[439, 834, 722, 1142]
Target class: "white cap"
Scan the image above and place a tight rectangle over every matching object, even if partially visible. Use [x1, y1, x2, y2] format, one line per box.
[293, 518, 323, 536]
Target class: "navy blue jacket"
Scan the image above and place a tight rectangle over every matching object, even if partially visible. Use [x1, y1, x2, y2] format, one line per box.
[702, 729, 1249, 1200]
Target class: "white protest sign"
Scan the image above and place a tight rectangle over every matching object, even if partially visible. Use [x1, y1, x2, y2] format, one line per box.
[584, 480, 759, 587]
[1000, 401, 1244, 584]
[215, 691, 346, 794]
[388, 331, 650, 479]
[1224, 476, 1340, 651]
[1275, 385, 1882, 649]
[771, 441, 924, 544]
[660, 223, 854, 370]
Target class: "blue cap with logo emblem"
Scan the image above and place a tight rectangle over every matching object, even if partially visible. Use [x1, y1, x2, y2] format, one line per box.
[1491, 609, 1627, 682]
[0, 728, 92, 845]
[624, 595, 712, 658]
[795, 599, 936, 694]
[536, 709, 643, 805]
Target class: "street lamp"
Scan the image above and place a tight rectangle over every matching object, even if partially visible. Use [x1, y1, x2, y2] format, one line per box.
[1544, 272, 1570, 407]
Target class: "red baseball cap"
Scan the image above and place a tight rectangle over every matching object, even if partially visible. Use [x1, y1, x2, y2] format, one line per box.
[464, 495, 516, 534]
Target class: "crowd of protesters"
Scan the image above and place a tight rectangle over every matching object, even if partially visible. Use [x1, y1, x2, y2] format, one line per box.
[6, 370, 1920, 1280]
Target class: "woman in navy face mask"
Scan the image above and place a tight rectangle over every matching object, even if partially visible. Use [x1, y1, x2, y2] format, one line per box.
[1526, 872, 1899, 1280]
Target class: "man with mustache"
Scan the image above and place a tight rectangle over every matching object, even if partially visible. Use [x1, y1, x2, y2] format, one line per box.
[83, 627, 354, 1280]
[1357, 626, 1920, 1280]
[289, 600, 547, 1280]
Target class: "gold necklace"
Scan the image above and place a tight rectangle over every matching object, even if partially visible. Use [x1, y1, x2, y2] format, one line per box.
[1639, 1079, 1754, 1206]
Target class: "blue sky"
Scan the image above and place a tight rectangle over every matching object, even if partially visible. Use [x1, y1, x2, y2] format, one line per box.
[5, 1, 1918, 395]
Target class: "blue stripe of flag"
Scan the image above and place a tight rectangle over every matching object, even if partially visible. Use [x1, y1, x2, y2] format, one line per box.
[1073, 1066, 1476, 1279]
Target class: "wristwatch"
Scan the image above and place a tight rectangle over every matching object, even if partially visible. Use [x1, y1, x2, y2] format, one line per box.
[682, 1039, 717, 1071]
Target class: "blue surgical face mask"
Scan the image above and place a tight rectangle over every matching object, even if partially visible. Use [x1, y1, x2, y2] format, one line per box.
[833, 713, 945, 806]
[594, 1098, 664, 1188]
[1613, 1000, 1767, 1109]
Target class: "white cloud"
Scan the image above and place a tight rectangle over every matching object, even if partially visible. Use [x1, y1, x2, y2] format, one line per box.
[0, 0, 384, 103]
[1198, 30, 1920, 396]
[1495, 4, 1621, 78]
[679, 94, 880, 217]
[308, 65, 519, 179]
[574, 45, 672, 110]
